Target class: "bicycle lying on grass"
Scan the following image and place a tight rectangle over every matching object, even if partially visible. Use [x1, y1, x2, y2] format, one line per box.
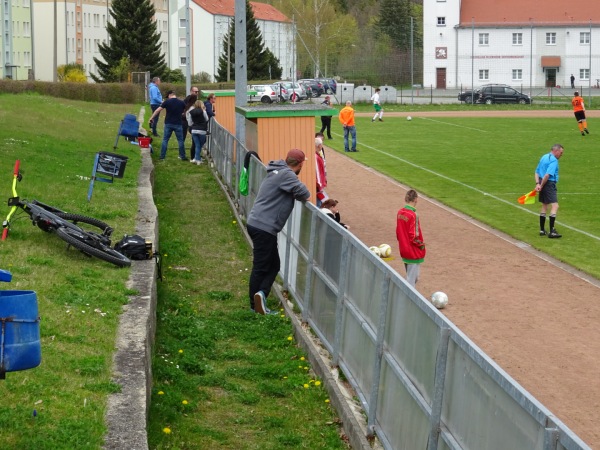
[2, 160, 131, 267]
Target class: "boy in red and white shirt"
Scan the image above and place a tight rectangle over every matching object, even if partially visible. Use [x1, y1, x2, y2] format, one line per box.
[396, 189, 426, 287]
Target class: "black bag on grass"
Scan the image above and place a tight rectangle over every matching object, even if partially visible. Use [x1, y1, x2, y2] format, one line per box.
[114, 234, 152, 260]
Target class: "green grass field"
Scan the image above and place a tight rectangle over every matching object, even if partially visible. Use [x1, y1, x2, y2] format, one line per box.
[325, 115, 600, 278]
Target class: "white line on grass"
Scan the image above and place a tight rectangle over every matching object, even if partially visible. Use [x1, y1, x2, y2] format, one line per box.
[358, 142, 600, 242]
[417, 117, 489, 132]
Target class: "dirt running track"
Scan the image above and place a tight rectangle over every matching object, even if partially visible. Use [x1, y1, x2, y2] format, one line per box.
[324, 110, 600, 447]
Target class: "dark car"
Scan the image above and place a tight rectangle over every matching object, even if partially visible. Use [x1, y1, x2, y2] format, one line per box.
[316, 78, 337, 94]
[477, 84, 531, 104]
[458, 89, 480, 103]
[299, 81, 313, 98]
[298, 79, 324, 97]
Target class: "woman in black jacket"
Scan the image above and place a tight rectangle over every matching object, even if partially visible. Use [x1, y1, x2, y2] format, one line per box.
[187, 100, 209, 165]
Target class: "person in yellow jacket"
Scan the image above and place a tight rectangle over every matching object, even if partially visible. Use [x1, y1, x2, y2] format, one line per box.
[338, 101, 357, 152]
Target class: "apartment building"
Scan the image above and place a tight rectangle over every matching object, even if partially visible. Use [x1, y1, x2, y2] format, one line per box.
[2, 0, 292, 82]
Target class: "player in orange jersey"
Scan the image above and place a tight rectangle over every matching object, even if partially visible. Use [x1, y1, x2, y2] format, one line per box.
[572, 91, 589, 136]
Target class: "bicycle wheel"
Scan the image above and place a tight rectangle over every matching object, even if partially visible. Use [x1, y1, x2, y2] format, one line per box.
[55, 226, 131, 267]
[55, 213, 113, 235]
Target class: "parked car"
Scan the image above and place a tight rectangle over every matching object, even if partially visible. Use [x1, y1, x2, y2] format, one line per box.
[271, 83, 291, 102]
[316, 78, 337, 94]
[274, 81, 307, 101]
[477, 84, 532, 104]
[298, 79, 325, 97]
[457, 89, 480, 103]
[298, 81, 313, 98]
[247, 84, 278, 104]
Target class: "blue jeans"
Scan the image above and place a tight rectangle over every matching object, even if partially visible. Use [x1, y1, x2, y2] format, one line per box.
[160, 123, 185, 160]
[191, 133, 207, 161]
[343, 125, 356, 151]
[150, 104, 161, 135]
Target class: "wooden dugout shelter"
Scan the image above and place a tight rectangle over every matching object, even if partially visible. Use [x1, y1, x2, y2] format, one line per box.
[235, 104, 337, 203]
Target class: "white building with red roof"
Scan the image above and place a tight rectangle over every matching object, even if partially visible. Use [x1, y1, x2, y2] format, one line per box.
[423, 0, 600, 90]
[171, 0, 294, 82]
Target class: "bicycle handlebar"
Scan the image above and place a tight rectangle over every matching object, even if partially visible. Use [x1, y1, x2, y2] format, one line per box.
[2, 159, 21, 241]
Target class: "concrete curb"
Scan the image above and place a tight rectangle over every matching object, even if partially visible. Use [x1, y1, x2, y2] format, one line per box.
[103, 145, 158, 450]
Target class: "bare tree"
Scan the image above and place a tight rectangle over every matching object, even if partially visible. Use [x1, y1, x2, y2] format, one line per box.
[273, 0, 357, 78]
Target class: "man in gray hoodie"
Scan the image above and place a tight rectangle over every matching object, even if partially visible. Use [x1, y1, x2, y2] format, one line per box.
[247, 149, 311, 314]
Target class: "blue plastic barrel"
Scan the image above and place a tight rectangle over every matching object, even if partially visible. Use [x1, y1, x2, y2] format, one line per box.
[0, 290, 41, 378]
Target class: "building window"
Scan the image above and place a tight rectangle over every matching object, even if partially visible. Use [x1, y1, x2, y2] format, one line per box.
[512, 69, 522, 81]
[580, 32, 590, 44]
[479, 69, 489, 81]
[580, 69, 590, 80]
[179, 18, 186, 28]
[512, 33, 522, 45]
[179, 37, 186, 47]
[479, 33, 489, 45]
[437, 17, 445, 26]
[546, 32, 556, 45]
[163, 20, 167, 32]
[180, 57, 186, 65]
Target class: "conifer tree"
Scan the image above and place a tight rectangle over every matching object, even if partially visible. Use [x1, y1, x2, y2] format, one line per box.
[92, 0, 167, 82]
[376, 0, 421, 51]
[215, 0, 282, 81]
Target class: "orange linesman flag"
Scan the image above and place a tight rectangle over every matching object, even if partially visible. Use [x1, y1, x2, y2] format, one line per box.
[518, 189, 537, 205]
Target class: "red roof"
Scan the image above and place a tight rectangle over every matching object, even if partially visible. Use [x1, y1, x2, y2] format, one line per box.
[459, 0, 600, 26]
[192, 0, 290, 23]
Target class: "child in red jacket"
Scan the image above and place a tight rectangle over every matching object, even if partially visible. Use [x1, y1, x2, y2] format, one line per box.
[396, 189, 426, 287]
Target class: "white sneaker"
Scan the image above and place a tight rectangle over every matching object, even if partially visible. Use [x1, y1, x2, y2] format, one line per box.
[190, 159, 197, 164]
[195, 160, 205, 165]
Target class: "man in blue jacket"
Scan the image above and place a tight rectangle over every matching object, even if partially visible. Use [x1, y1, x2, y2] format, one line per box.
[148, 77, 163, 137]
[247, 149, 310, 314]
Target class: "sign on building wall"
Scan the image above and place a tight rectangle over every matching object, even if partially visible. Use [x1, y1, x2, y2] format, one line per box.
[436, 47, 448, 59]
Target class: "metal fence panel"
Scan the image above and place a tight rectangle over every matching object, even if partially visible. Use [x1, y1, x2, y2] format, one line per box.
[376, 359, 431, 449]
[309, 268, 338, 347]
[338, 305, 377, 406]
[345, 244, 384, 331]
[385, 278, 440, 406]
[442, 338, 546, 449]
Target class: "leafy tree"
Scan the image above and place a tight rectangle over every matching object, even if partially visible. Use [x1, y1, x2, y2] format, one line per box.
[215, 0, 281, 81]
[57, 63, 87, 82]
[192, 71, 213, 83]
[109, 57, 132, 82]
[164, 68, 185, 83]
[272, 0, 357, 78]
[92, 0, 167, 82]
[376, 0, 422, 51]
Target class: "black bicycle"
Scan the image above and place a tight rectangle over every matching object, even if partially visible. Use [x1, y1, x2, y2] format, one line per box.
[2, 160, 131, 267]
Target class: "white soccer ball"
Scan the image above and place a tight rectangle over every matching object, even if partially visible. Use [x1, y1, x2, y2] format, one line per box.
[378, 244, 392, 258]
[431, 291, 448, 309]
[407, 116, 412, 121]
[369, 246, 381, 257]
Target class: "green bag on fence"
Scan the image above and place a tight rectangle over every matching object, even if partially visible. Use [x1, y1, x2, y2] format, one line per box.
[239, 167, 249, 196]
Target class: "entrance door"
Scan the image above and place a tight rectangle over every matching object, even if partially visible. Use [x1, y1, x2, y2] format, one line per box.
[546, 69, 557, 87]
[436, 68, 446, 89]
